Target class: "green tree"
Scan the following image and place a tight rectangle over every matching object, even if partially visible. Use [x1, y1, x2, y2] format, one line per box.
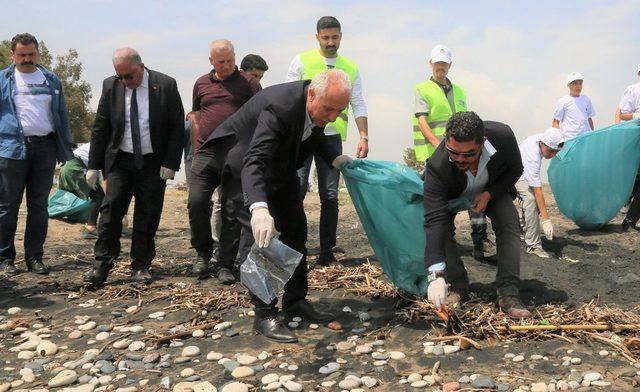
[403, 147, 425, 174]
[0, 40, 93, 142]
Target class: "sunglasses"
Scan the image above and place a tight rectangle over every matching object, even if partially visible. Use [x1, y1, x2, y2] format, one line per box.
[115, 72, 136, 81]
[445, 144, 482, 158]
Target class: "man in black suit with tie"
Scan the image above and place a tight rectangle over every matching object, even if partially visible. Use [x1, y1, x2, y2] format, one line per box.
[83, 48, 184, 287]
[204, 69, 353, 342]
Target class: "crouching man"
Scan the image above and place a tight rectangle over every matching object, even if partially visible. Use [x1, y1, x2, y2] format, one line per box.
[423, 111, 531, 318]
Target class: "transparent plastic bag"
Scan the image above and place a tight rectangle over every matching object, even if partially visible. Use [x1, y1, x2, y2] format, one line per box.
[240, 238, 303, 304]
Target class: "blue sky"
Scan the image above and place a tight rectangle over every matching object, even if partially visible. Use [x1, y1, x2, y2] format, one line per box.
[3, 0, 639, 163]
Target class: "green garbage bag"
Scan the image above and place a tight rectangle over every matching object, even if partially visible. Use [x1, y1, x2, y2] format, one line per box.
[48, 188, 91, 223]
[341, 160, 428, 295]
[548, 120, 640, 230]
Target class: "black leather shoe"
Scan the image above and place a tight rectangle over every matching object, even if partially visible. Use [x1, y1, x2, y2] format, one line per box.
[216, 266, 235, 285]
[316, 251, 336, 267]
[253, 315, 297, 343]
[83, 265, 111, 288]
[192, 258, 210, 279]
[0, 260, 19, 276]
[26, 259, 50, 275]
[283, 299, 334, 322]
[132, 268, 153, 284]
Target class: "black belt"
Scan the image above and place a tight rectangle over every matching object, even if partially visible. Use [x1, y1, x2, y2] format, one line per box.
[24, 133, 55, 143]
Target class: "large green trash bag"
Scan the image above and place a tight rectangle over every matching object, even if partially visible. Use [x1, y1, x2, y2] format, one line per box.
[548, 120, 640, 230]
[341, 160, 428, 295]
[48, 188, 91, 223]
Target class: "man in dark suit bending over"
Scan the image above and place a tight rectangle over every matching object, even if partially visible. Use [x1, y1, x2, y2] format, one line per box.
[84, 48, 184, 287]
[202, 69, 353, 342]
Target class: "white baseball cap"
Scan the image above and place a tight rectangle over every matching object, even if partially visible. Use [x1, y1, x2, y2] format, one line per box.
[430, 44, 452, 64]
[567, 71, 583, 84]
[541, 127, 564, 150]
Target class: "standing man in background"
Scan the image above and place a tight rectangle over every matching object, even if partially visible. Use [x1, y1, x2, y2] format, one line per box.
[552, 72, 595, 140]
[84, 48, 184, 287]
[286, 16, 369, 266]
[240, 54, 269, 83]
[413, 44, 491, 260]
[0, 33, 74, 276]
[188, 39, 261, 282]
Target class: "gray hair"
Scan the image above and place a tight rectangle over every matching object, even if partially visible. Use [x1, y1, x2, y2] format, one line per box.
[112, 47, 142, 65]
[209, 39, 234, 54]
[309, 69, 352, 99]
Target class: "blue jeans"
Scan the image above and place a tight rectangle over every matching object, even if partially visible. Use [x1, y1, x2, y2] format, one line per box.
[0, 136, 56, 263]
[297, 134, 342, 254]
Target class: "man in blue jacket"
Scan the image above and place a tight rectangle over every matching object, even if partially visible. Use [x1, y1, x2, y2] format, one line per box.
[0, 33, 73, 276]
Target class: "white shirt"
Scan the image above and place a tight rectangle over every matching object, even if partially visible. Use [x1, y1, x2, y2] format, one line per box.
[285, 53, 368, 136]
[73, 143, 91, 167]
[552, 94, 595, 140]
[13, 68, 55, 136]
[619, 82, 640, 114]
[518, 134, 543, 187]
[120, 70, 153, 154]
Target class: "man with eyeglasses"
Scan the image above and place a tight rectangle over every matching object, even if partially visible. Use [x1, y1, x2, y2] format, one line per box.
[423, 111, 531, 319]
[0, 33, 74, 276]
[83, 47, 184, 287]
[515, 128, 564, 258]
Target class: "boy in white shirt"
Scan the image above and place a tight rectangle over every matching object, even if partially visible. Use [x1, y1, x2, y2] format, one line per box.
[515, 128, 564, 258]
[552, 72, 595, 140]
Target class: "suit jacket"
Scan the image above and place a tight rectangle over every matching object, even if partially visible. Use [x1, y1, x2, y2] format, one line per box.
[202, 80, 339, 207]
[88, 69, 184, 174]
[423, 121, 523, 267]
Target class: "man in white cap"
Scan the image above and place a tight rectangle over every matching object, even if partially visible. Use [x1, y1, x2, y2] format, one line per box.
[552, 72, 595, 140]
[413, 44, 492, 260]
[515, 128, 564, 258]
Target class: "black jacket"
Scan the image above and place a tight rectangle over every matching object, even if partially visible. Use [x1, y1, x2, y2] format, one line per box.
[88, 69, 184, 174]
[423, 121, 523, 267]
[202, 80, 340, 206]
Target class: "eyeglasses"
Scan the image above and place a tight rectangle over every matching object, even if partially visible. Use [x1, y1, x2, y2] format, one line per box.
[445, 144, 482, 158]
[115, 72, 135, 81]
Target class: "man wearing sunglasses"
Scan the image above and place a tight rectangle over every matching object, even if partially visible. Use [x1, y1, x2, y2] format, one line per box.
[83, 48, 184, 287]
[423, 111, 531, 318]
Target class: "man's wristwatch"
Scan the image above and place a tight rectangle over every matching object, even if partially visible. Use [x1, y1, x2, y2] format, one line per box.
[427, 270, 446, 283]
[360, 135, 369, 141]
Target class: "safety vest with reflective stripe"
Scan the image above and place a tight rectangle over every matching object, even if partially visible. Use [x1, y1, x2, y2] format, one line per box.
[299, 49, 358, 141]
[412, 80, 467, 161]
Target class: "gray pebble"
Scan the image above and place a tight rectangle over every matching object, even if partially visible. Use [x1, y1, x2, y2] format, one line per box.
[223, 360, 240, 372]
[471, 375, 495, 389]
[157, 361, 171, 368]
[97, 353, 114, 361]
[101, 363, 116, 374]
[111, 311, 123, 318]
[160, 376, 171, 389]
[126, 353, 143, 361]
[185, 375, 201, 382]
[78, 375, 93, 384]
[225, 330, 239, 337]
[97, 324, 111, 332]
[432, 345, 445, 356]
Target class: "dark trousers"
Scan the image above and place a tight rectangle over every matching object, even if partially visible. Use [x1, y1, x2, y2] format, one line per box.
[94, 151, 166, 270]
[297, 134, 342, 254]
[224, 175, 308, 316]
[187, 139, 233, 260]
[87, 186, 105, 226]
[445, 193, 521, 297]
[217, 180, 254, 269]
[0, 136, 56, 263]
[626, 170, 640, 224]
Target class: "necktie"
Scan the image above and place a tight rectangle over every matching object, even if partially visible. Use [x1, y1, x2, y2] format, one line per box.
[130, 88, 144, 169]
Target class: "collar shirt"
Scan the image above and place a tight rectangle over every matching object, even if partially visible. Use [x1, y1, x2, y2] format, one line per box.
[13, 68, 55, 136]
[120, 69, 152, 154]
[447, 140, 497, 211]
[518, 133, 544, 187]
[619, 82, 640, 114]
[302, 106, 314, 141]
[552, 94, 595, 140]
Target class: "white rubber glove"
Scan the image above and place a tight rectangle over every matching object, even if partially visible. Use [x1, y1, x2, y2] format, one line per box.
[159, 166, 176, 180]
[632, 112, 640, 119]
[250, 207, 275, 248]
[332, 155, 353, 170]
[427, 277, 448, 309]
[85, 169, 99, 190]
[541, 219, 554, 240]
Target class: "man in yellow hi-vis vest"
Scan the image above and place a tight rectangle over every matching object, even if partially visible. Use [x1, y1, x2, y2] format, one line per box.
[414, 44, 493, 261]
[286, 16, 369, 266]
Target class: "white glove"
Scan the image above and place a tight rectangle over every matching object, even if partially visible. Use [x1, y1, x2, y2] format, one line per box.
[427, 277, 448, 309]
[633, 112, 640, 119]
[85, 169, 99, 190]
[159, 167, 175, 180]
[541, 219, 554, 240]
[250, 207, 275, 248]
[332, 155, 353, 170]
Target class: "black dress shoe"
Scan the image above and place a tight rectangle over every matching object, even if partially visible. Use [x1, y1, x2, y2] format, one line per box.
[192, 258, 210, 279]
[0, 260, 19, 276]
[132, 268, 153, 284]
[216, 266, 235, 285]
[316, 251, 336, 267]
[83, 265, 111, 287]
[283, 299, 334, 322]
[253, 315, 297, 343]
[26, 259, 50, 275]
